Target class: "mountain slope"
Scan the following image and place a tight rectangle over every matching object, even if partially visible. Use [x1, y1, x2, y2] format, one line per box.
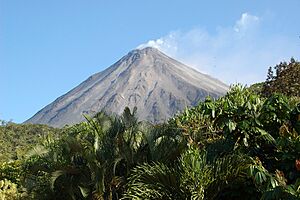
[26, 47, 228, 127]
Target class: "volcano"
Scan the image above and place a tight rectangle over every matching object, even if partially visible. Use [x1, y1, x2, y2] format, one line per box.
[26, 47, 228, 127]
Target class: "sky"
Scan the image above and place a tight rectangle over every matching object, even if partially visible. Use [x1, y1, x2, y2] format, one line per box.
[0, 0, 299, 123]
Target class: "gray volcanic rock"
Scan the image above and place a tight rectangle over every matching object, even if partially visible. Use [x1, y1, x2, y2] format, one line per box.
[26, 47, 229, 127]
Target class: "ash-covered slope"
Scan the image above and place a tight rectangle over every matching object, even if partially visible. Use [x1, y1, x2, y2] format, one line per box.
[26, 47, 228, 127]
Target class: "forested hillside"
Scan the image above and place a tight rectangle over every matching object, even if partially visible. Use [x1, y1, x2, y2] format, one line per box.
[0, 122, 60, 162]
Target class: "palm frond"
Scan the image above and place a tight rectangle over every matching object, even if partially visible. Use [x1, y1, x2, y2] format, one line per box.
[206, 153, 255, 199]
[25, 145, 49, 159]
[179, 147, 211, 199]
[123, 162, 182, 200]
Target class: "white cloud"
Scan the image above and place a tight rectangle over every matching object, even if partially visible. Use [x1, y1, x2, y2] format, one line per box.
[137, 13, 299, 85]
[234, 12, 259, 33]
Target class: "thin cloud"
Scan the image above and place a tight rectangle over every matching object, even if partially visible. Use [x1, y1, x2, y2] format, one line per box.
[138, 12, 299, 85]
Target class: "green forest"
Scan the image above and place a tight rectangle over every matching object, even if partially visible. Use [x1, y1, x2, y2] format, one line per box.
[1, 59, 300, 199]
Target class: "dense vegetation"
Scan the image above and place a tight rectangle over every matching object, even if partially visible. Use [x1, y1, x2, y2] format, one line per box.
[251, 58, 300, 97]
[0, 122, 60, 162]
[1, 60, 300, 199]
[1, 85, 300, 199]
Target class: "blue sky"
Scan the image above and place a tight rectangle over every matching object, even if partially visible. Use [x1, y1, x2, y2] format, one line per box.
[0, 0, 299, 123]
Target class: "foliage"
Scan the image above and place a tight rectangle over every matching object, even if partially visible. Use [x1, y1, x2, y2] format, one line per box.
[167, 85, 300, 199]
[123, 147, 212, 200]
[1, 84, 300, 199]
[0, 122, 60, 162]
[262, 58, 300, 97]
[0, 179, 19, 200]
[248, 82, 264, 95]
[18, 108, 161, 199]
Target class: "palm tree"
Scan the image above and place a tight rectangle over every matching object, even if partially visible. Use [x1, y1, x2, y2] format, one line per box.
[122, 145, 284, 200]
[47, 108, 158, 199]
